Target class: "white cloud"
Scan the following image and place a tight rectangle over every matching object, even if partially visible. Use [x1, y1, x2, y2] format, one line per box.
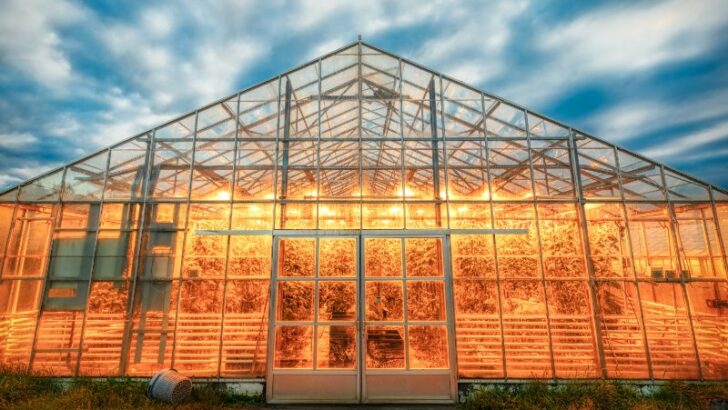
[502, 0, 728, 105]
[585, 89, 728, 142]
[0, 0, 86, 89]
[642, 120, 728, 160]
[0, 132, 38, 149]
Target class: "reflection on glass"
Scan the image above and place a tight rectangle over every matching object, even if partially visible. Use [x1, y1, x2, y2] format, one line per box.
[318, 281, 356, 321]
[365, 238, 402, 277]
[366, 326, 405, 369]
[276, 281, 313, 321]
[408, 326, 448, 369]
[319, 238, 356, 277]
[407, 281, 445, 321]
[279, 239, 315, 277]
[317, 325, 357, 369]
[365, 281, 404, 321]
[405, 238, 443, 277]
[275, 326, 313, 369]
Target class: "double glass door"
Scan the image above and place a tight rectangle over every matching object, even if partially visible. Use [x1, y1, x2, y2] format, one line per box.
[267, 234, 456, 403]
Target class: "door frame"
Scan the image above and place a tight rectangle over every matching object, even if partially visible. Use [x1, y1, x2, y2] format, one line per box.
[265, 230, 458, 403]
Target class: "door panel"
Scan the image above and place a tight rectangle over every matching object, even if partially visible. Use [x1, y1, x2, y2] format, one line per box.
[362, 236, 455, 402]
[269, 234, 455, 403]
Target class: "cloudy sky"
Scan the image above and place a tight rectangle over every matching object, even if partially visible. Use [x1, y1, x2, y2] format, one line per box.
[1, 0, 727, 191]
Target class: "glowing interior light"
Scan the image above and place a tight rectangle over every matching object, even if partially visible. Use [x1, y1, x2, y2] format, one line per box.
[307, 190, 318, 198]
[389, 206, 401, 215]
[263, 193, 275, 200]
[457, 205, 469, 214]
[403, 187, 415, 197]
[439, 189, 447, 198]
[416, 208, 425, 216]
[482, 190, 491, 200]
[215, 191, 231, 201]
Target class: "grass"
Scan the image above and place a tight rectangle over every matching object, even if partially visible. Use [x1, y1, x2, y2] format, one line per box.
[1, 365, 726, 409]
[0, 365, 263, 410]
[460, 380, 728, 410]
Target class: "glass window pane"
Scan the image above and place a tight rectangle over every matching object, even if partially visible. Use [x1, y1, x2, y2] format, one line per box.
[18, 169, 63, 202]
[221, 279, 270, 377]
[275, 202, 317, 229]
[105, 137, 149, 201]
[175, 279, 224, 376]
[686, 282, 728, 379]
[408, 326, 448, 369]
[365, 281, 403, 321]
[278, 239, 315, 277]
[231, 203, 274, 230]
[190, 141, 234, 200]
[538, 204, 587, 278]
[673, 203, 724, 279]
[531, 140, 574, 199]
[276, 281, 313, 321]
[406, 281, 445, 321]
[0, 279, 42, 365]
[576, 136, 621, 199]
[626, 203, 678, 278]
[319, 203, 361, 229]
[585, 203, 634, 278]
[494, 203, 540, 279]
[317, 325, 356, 369]
[451, 235, 495, 278]
[594, 281, 649, 378]
[365, 326, 404, 369]
[274, 326, 313, 369]
[363, 203, 404, 229]
[149, 141, 193, 199]
[228, 235, 272, 278]
[449, 202, 490, 229]
[79, 281, 129, 375]
[405, 238, 443, 277]
[453, 279, 502, 378]
[318, 281, 356, 321]
[319, 238, 356, 277]
[62, 151, 108, 201]
[365, 238, 402, 277]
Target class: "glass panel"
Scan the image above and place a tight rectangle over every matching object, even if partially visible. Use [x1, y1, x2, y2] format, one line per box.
[527, 113, 569, 138]
[79, 281, 129, 375]
[453, 279, 502, 378]
[594, 281, 649, 378]
[365, 281, 403, 321]
[538, 204, 587, 278]
[278, 239, 315, 277]
[405, 238, 443, 277]
[365, 325, 405, 369]
[363, 203, 404, 229]
[319, 202, 361, 229]
[33, 308, 83, 375]
[618, 150, 665, 200]
[228, 235, 272, 278]
[154, 113, 195, 139]
[149, 141, 193, 199]
[275, 202, 317, 229]
[4, 204, 56, 278]
[196, 99, 237, 139]
[126, 281, 178, 376]
[664, 170, 710, 201]
[231, 203, 274, 230]
[221, 279, 269, 377]
[405, 202, 445, 229]
[317, 325, 356, 369]
[585, 203, 634, 278]
[673, 203, 724, 279]
[319, 238, 356, 277]
[365, 238, 402, 277]
[235, 140, 275, 200]
[452, 235, 495, 278]
[408, 325, 448, 369]
[62, 151, 108, 201]
[531, 139, 574, 199]
[18, 169, 63, 202]
[318, 281, 356, 321]
[0, 188, 18, 202]
[626, 203, 678, 278]
[639, 282, 699, 379]
[449, 202, 490, 229]
[274, 326, 313, 369]
[577, 136, 621, 199]
[276, 281, 313, 321]
[488, 140, 533, 199]
[486, 102, 526, 138]
[546, 281, 599, 378]
[493, 203, 539, 278]
[446, 140, 488, 200]
[238, 79, 279, 139]
[501, 280, 551, 378]
[175, 279, 224, 376]
[190, 140, 234, 200]
[182, 204, 229, 278]
[104, 136, 149, 201]
[686, 282, 728, 379]
[407, 281, 445, 321]
[0, 279, 42, 365]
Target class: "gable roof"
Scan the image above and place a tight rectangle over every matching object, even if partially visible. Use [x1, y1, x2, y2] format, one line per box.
[1, 39, 726, 202]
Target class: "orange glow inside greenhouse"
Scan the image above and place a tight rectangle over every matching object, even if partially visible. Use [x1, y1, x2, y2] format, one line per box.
[0, 40, 726, 403]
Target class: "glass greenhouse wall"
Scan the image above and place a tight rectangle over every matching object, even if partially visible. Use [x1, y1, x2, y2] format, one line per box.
[0, 41, 726, 400]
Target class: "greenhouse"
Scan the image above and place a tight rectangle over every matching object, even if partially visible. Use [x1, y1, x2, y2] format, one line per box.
[0, 40, 726, 403]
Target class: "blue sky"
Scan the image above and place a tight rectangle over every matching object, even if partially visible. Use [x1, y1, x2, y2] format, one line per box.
[1, 0, 727, 190]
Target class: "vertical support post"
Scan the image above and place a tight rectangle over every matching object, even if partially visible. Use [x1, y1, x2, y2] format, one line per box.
[279, 80, 292, 228]
[569, 130, 608, 378]
[429, 79, 442, 226]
